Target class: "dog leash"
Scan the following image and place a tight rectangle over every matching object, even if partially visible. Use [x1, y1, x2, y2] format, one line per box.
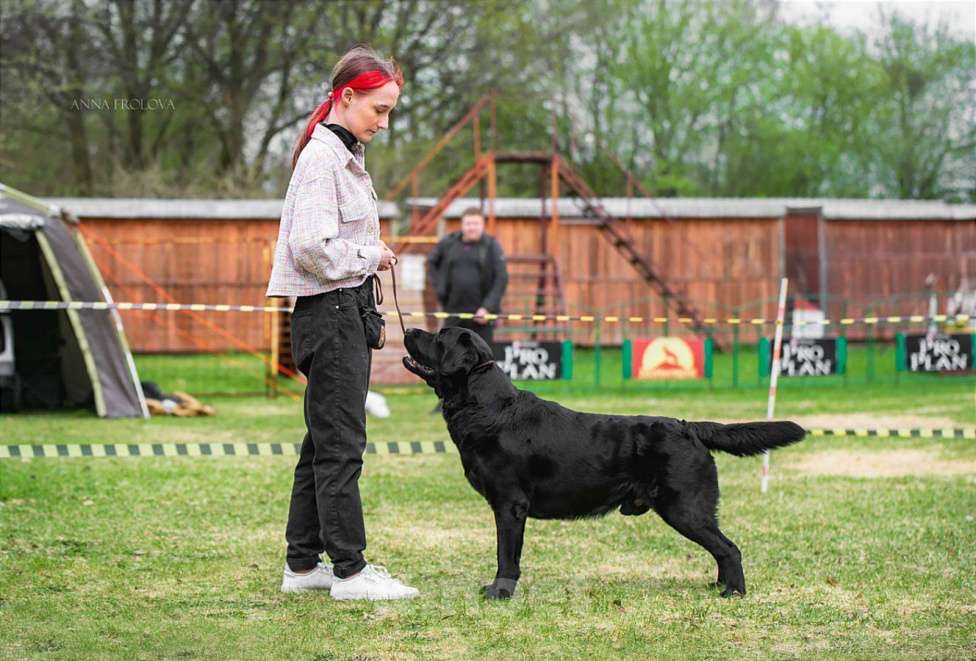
[379, 253, 491, 350]
[374, 254, 407, 337]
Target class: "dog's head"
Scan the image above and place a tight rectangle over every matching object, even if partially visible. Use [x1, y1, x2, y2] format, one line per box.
[402, 327, 496, 396]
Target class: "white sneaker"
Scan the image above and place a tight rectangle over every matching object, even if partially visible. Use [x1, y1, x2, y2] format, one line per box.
[280, 561, 335, 593]
[330, 564, 419, 601]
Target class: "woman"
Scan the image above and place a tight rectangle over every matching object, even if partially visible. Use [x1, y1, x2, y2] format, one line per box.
[266, 46, 417, 601]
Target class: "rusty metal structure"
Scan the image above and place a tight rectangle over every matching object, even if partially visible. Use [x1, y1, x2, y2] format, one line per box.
[386, 93, 712, 341]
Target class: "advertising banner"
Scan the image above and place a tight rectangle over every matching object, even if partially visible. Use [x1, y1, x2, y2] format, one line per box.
[777, 338, 838, 376]
[631, 337, 705, 380]
[492, 340, 563, 380]
[904, 334, 973, 373]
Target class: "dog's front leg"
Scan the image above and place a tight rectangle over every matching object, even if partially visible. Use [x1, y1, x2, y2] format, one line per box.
[482, 500, 528, 600]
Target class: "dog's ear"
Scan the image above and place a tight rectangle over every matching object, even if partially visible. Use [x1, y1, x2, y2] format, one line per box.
[439, 331, 479, 376]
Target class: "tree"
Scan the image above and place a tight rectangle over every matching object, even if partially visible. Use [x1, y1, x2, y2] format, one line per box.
[2, 0, 971, 201]
[583, 0, 778, 196]
[0, 0, 102, 193]
[871, 10, 976, 200]
[716, 24, 880, 197]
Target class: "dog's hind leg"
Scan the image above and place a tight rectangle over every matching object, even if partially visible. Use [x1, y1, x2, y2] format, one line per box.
[654, 485, 745, 597]
[711, 528, 742, 589]
[482, 497, 529, 600]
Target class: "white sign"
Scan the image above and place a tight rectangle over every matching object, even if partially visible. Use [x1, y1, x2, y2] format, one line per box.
[792, 307, 825, 339]
[398, 254, 426, 291]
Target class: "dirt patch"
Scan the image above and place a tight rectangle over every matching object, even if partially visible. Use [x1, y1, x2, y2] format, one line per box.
[585, 555, 704, 582]
[789, 414, 965, 431]
[789, 449, 976, 478]
[394, 524, 488, 549]
[139, 427, 270, 444]
[717, 414, 965, 430]
[225, 403, 297, 418]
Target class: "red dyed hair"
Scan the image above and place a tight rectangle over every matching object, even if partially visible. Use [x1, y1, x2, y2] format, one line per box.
[291, 46, 403, 170]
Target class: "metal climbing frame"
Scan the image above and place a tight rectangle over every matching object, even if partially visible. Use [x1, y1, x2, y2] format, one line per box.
[386, 94, 712, 342]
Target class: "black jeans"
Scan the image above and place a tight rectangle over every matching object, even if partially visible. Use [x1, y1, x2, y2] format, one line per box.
[285, 280, 373, 578]
[444, 316, 494, 346]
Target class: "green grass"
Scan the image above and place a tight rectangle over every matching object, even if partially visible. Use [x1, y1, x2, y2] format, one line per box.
[2, 377, 972, 447]
[2, 371, 975, 658]
[135, 352, 270, 396]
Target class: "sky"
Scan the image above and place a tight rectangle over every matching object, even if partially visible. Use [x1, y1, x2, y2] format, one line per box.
[778, 0, 976, 40]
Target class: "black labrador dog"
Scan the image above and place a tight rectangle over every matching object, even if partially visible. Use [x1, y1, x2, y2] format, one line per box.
[403, 327, 805, 599]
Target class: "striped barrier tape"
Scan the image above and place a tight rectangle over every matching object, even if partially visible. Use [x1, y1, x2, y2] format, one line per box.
[807, 428, 975, 439]
[0, 440, 454, 459]
[0, 300, 971, 328]
[1, 429, 973, 459]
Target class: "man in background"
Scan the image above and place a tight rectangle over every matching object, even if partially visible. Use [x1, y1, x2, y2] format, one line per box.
[427, 207, 508, 346]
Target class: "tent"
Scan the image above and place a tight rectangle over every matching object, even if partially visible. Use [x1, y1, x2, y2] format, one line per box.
[0, 183, 147, 418]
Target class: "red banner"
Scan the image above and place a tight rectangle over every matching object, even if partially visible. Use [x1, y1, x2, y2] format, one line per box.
[632, 337, 705, 380]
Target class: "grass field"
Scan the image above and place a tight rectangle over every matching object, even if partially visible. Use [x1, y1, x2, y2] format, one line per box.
[1, 365, 974, 658]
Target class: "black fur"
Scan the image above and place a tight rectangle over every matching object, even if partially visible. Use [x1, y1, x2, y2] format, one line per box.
[403, 327, 805, 599]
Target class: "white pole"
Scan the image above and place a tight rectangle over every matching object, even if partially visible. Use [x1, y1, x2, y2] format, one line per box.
[762, 277, 789, 494]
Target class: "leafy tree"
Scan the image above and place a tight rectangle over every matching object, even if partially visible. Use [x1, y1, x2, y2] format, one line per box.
[870, 10, 975, 200]
[0, 0, 972, 201]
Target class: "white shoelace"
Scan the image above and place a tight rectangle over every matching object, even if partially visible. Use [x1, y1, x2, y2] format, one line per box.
[365, 564, 392, 580]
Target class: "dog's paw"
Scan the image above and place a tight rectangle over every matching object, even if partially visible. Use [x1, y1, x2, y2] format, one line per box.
[481, 584, 512, 600]
[480, 578, 517, 600]
[720, 586, 745, 598]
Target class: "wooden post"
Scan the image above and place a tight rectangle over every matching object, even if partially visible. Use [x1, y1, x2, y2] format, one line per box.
[487, 154, 497, 236]
[551, 110, 558, 153]
[490, 94, 496, 152]
[549, 154, 560, 261]
[263, 242, 278, 399]
[410, 175, 420, 231]
[473, 112, 481, 160]
[477, 90, 485, 213]
[269, 300, 280, 399]
[626, 175, 635, 239]
[539, 163, 548, 253]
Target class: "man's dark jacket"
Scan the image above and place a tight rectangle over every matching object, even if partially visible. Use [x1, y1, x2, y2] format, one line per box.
[427, 231, 508, 314]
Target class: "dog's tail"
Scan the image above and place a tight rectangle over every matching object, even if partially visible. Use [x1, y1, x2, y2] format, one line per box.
[688, 421, 805, 457]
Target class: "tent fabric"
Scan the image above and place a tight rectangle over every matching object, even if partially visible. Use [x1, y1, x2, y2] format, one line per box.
[0, 187, 147, 418]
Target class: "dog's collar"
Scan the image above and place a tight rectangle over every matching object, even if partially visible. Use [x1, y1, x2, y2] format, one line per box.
[471, 360, 496, 375]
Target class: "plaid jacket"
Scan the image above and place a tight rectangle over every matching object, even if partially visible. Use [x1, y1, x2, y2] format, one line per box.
[266, 123, 383, 297]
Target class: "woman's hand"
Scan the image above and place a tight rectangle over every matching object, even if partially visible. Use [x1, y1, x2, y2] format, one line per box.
[377, 240, 397, 271]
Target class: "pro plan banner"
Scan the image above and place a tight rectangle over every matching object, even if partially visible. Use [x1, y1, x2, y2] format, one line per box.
[778, 338, 838, 377]
[632, 337, 704, 380]
[905, 334, 973, 372]
[493, 341, 563, 380]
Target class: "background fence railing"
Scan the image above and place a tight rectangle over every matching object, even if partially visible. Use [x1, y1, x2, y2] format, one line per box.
[2, 297, 972, 401]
